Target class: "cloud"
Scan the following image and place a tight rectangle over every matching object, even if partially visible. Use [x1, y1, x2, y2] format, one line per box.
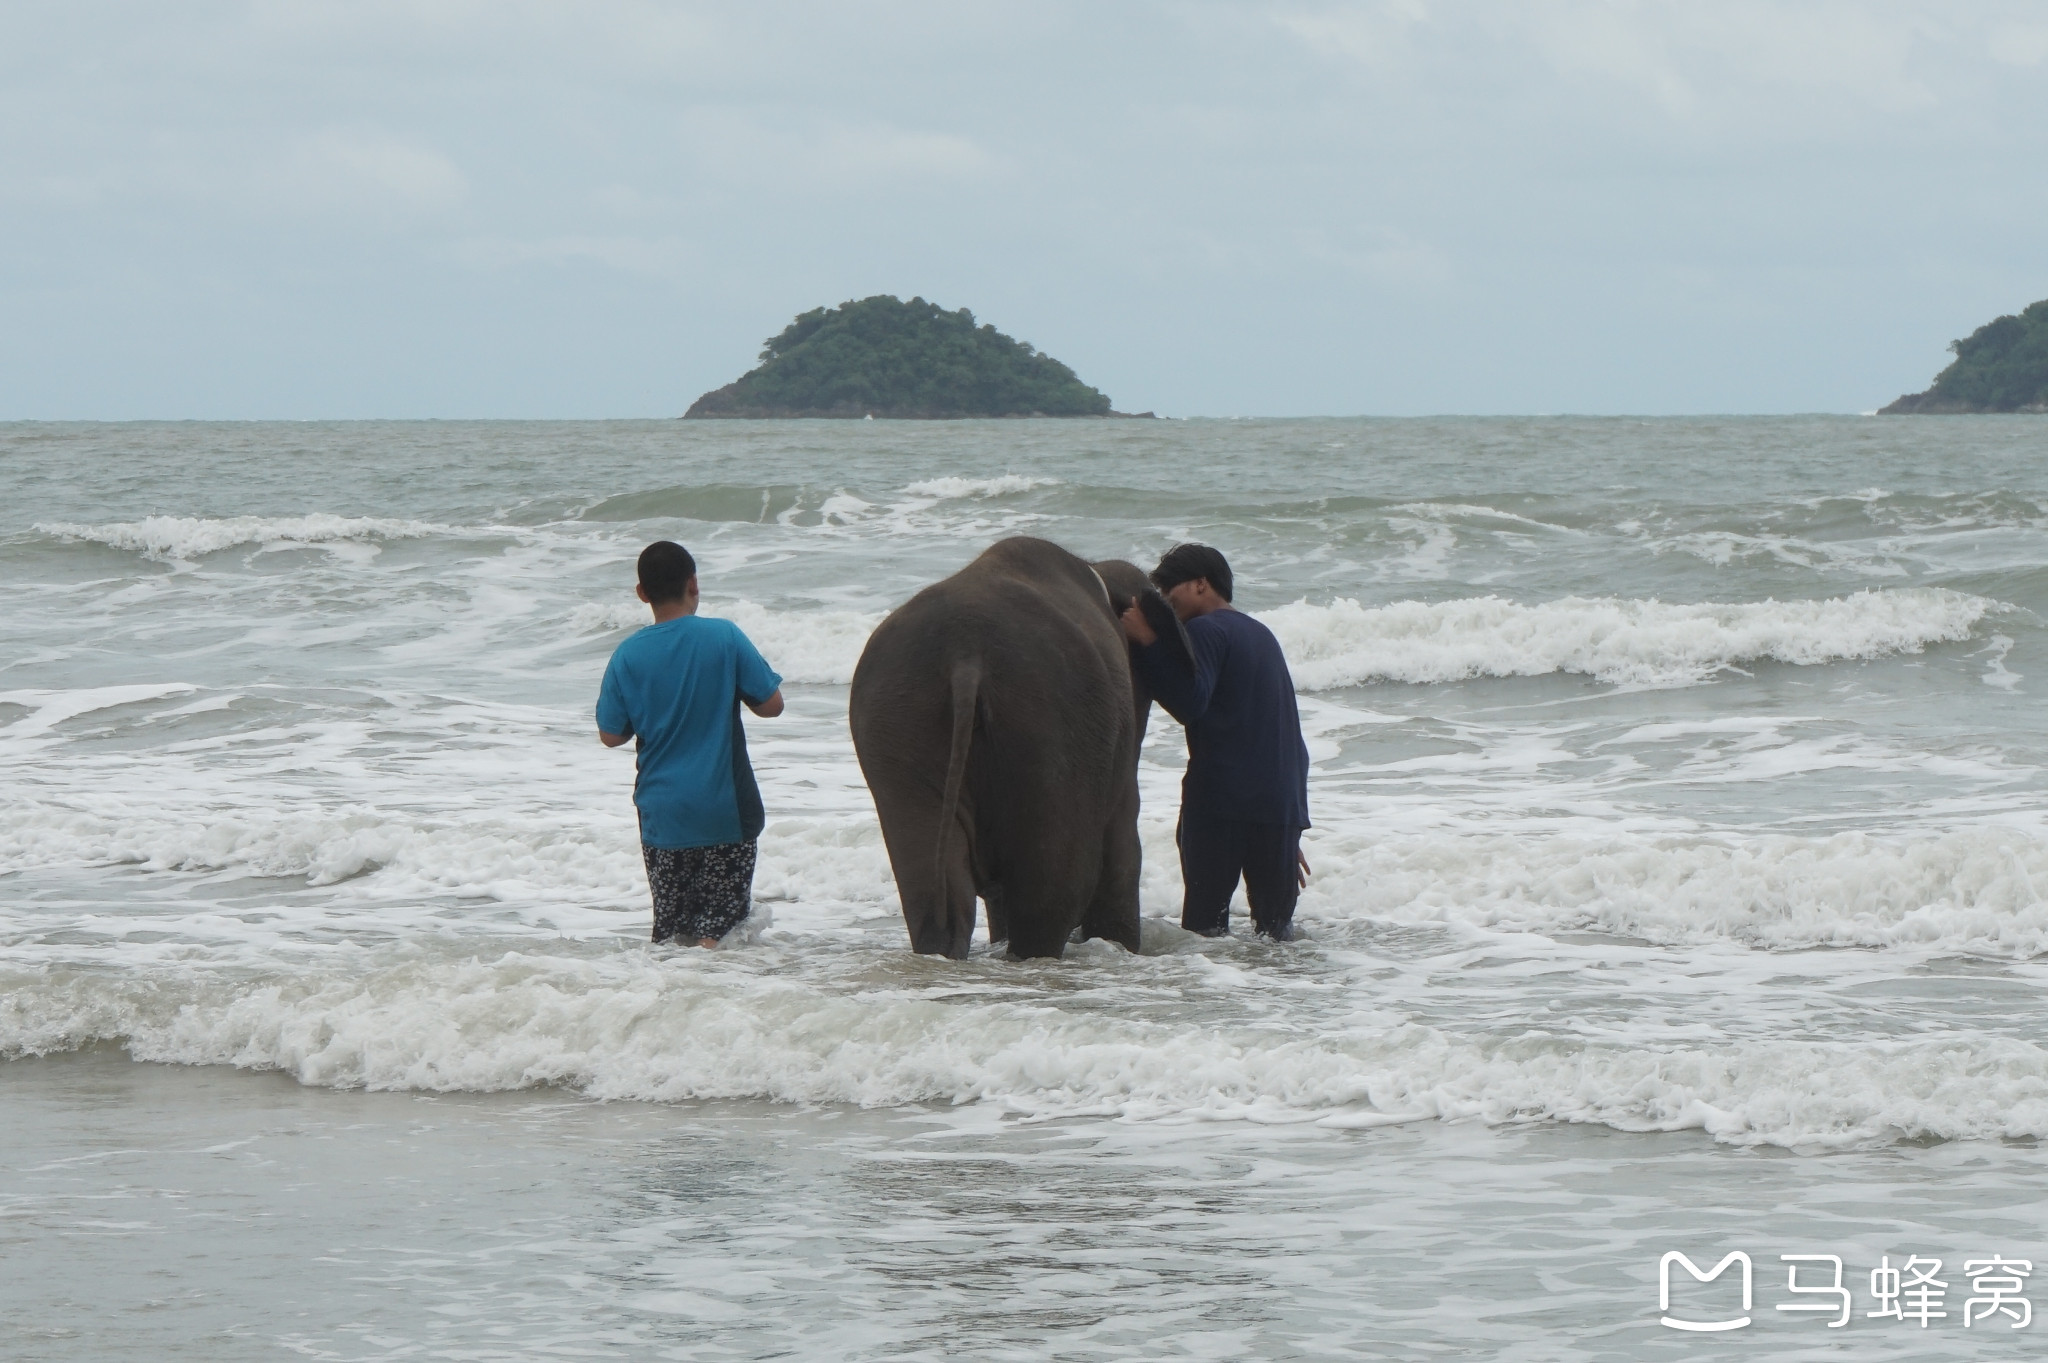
[1290, 226, 1453, 289]
[675, 110, 994, 189]
[1271, 0, 1429, 69]
[3, 0, 2047, 416]
[286, 128, 469, 216]
[1988, 21, 2048, 67]
[1272, 1, 1947, 131]
[1520, 2, 1937, 123]
[448, 233, 693, 280]
[818, 125, 992, 180]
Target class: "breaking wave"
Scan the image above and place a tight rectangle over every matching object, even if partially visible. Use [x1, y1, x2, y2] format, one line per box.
[902, 475, 1059, 499]
[33, 514, 472, 561]
[1307, 825, 2048, 957]
[558, 589, 1994, 694]
[1264, 588, 1995, 688]
[18, 788, 2048, 960]
[7, 949, 2048, 1149]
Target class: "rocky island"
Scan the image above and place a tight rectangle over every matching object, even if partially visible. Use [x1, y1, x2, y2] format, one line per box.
[685, 295, 1147, 419]
[1882, 297, 2048, 413]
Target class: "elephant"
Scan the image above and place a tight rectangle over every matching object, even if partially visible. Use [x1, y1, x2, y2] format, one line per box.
[849, 536, 1192, 959]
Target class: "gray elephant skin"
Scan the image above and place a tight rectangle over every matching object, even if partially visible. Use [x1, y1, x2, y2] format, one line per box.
[849, 536, 1188, 958]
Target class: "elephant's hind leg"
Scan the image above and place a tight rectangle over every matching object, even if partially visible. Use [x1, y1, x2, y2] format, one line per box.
[1079, 782, 1143, 953]
[877, 804, 978, 959]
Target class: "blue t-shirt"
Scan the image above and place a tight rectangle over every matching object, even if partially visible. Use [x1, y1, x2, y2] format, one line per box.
[1133, 607, 1311, 829]
[595, 616, 782, 849]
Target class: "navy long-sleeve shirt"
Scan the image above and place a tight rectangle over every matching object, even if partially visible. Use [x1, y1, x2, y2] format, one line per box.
[1133, 607, 1310, 829]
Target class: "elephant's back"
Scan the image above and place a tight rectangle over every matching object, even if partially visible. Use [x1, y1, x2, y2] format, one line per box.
[849, 538, 1129, 748]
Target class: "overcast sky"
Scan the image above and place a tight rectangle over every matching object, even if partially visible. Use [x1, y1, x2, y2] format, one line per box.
[4, 1, 2045, 418]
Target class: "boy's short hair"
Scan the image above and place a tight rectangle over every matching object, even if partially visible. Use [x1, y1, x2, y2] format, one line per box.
[638, 541, 697, 604]
[1151, 543, 1233, 602]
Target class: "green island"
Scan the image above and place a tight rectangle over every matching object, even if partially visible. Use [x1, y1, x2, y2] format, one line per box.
[1882, 297, 2048, 413]
[685, 295, 1147, 419]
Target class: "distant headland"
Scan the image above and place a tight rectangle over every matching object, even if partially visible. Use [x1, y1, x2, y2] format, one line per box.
[684, 295, 1152, 419]
[1881, 297, 2048, 414]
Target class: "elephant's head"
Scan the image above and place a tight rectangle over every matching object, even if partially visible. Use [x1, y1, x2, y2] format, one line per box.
[1091, 558, 1196, 740]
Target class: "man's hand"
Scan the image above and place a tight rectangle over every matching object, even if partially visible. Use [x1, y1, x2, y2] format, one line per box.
[744, 688, 785, 718]
[1296, 848, 1311, 890]
[1119, 603, 1158, 646]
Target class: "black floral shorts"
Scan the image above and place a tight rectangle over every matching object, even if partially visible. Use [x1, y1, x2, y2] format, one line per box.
[643, 840, 757, 943]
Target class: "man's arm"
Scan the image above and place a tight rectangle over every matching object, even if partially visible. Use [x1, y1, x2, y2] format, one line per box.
[743, 688, 785, 718]
[599, 728, 632, 747]
[1125, 616, 1223, 725]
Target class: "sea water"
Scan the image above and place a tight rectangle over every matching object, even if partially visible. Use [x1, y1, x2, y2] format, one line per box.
[5, 416, 2048, 1359]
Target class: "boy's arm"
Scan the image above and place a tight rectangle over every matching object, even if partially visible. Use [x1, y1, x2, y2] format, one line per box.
[596, 653, 634, 747]
[733, 625, 786, 719]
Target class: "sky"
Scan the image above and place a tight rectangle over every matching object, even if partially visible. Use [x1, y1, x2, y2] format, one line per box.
[3, 1, 2045, 418]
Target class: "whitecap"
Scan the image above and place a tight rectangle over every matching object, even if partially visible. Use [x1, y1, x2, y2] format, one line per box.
[903, 474, 1059, 499]
[9, 947, 2048, 1150]
[1260, 589, 1995, 689]
[33, 514, 473, 562]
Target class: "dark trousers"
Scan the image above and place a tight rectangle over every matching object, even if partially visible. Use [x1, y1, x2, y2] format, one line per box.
[1176, 809, 1301, 937]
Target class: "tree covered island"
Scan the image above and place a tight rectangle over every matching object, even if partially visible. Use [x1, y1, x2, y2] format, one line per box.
[685, 295, 1143, 419]
[1882, 297, 2048, 413]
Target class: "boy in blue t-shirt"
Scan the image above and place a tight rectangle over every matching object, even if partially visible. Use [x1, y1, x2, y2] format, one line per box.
[597, 541, 784, 947]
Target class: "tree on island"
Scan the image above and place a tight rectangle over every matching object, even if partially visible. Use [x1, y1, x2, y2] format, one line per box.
[1882, 297, 2048, 413]
[685, 295, 1122, 419]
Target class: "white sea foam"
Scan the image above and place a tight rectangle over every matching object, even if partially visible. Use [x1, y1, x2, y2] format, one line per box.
[7, 948, 2048, 1149]
[0, 684, 198, 740]
[22, 758, 2048, 965]
[537, 590, 1993, 694]
[705, 603, 884, 684]
[0, 797, 893, 916]
[1263, 588, 1994, 688]
[561, 600, 885, 684]
[34, 513, 466, 561]
[0, 800, 633, 896]
[1660, 530, 1909, 576]
[1302, 826, 2048, 957]
[903, 475, 1058, 499]
[568, 601, 652, 633]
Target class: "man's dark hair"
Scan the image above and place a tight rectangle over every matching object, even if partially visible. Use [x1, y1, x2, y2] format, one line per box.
[1151, 543, 1233, 602]
[638, 541, 697, 604]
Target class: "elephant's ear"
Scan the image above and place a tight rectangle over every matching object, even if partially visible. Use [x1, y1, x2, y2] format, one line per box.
[1137, 586, 1196, 678]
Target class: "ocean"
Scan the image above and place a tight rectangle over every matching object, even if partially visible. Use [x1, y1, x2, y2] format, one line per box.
[6, 415, 2048, 1359]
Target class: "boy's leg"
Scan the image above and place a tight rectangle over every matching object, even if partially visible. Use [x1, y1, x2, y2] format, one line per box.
[643, 845, 692, 943]
[1241, 823, 1303, 940]
[679, 839, 758, 943]
[1177, 808, 1247, 936]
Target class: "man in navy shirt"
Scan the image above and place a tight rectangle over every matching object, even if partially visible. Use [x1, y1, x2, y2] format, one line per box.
[1121, 543, 1310, 940]
[598, 541, 784, 947]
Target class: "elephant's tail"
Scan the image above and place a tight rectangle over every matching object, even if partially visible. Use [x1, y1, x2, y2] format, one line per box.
[935, 659, 980, 892]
